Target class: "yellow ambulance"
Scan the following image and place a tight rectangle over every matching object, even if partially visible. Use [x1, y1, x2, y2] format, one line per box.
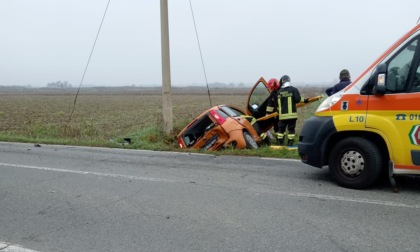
[298, 23, 420, 189]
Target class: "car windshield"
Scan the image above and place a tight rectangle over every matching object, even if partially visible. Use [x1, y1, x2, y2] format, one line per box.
[219, 106, 244, 117]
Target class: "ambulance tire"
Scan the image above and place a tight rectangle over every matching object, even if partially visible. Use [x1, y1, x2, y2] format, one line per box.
[328, 137, 382, 189]
[243, 131, 258, 149]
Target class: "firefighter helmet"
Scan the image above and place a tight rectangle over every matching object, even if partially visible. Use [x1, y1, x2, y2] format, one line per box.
[267, 78, 280, 91]
[280, 75, 290, 85]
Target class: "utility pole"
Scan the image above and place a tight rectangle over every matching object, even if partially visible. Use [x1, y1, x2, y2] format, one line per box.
[160, 0, 173, 133]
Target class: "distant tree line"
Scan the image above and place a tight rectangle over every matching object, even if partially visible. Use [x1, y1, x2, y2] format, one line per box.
[47, 81, 72, 88]
[208, 82, 246, 88]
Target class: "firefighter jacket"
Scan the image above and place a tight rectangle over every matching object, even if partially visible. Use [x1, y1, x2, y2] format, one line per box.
[265, 91, 278, 115]
[277, 82, 304, 120]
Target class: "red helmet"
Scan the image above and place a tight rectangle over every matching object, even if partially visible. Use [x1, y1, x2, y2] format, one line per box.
[267, 78, 280, 91]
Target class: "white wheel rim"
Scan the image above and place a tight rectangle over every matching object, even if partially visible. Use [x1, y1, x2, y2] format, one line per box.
[340, 150, 365, 177]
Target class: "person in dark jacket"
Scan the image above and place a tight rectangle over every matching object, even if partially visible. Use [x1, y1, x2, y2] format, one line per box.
[265, 78, 280, 115]
[251, 78, 280, 145]
[265, 78, 281, 135]
[326, 69, 352, 96]
[276, 75, 308, 146]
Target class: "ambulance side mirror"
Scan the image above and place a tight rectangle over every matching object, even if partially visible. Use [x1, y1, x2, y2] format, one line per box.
[373, 63, 387, 96]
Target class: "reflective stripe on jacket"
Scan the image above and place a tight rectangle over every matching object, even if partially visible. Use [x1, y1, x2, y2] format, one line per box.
[265, 92, 278, 114]
[277, 84, 303, 120]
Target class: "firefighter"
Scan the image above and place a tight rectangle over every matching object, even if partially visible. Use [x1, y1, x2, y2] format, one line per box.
[266, 78, 280, 115]
[265, 78, 280, 135]
[243, 78, 281, 146]
[276, 75, 308, 146]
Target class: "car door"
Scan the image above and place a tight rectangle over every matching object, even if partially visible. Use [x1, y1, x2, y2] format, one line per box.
[246, 77, 271, 118]
[366, 34, 420, 172]
[246, 77, 278, 133]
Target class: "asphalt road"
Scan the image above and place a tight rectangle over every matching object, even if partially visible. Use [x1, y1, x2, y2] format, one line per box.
[1, 142, 420, 252]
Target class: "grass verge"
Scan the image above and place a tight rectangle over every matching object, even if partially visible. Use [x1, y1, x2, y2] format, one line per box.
[0, 124, 300, 159]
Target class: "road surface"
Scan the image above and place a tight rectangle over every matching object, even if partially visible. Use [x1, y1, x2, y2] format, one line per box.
[0, 142, 419, 251]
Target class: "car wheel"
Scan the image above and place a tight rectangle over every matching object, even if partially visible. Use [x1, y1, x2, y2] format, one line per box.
[328, 137, 383, 189]
[243, 131, 258, 149]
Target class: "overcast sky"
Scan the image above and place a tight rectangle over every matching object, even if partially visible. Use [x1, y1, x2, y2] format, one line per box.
[1, 0, 419, 87]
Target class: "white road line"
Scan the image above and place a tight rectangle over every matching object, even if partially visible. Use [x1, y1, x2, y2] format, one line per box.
[0, 242, 40, 252]
[260, 157, 300, 162]
[0, 163, 175, 183]
[250, 188, 420, 209]
[1, 162, 418, 209]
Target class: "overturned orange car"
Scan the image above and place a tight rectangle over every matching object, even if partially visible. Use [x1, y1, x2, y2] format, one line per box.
[177, 104, 261, 150]
[177, 77, 321, 151]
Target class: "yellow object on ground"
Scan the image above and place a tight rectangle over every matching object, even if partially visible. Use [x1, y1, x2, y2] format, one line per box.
[270, 145, 297, 150]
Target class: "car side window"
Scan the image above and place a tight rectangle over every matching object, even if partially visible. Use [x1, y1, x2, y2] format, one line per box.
[386, 38, 418, 93]
[248, 82, 270, 110]
[248, 81, 270, 118]
[221, 106, 245, 117]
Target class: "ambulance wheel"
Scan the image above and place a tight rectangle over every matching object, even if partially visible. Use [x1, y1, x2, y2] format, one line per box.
[328, 137, 382, 189]
[243, 131, 258, 149]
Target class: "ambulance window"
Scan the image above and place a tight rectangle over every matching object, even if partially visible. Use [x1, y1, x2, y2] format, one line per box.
[411, 64, 420, 92]
[387, 38, 417, 93]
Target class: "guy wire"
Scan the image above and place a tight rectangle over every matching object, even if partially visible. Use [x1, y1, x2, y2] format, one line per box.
[67, 0, 112, 124]
[189, 0, 212, 107]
